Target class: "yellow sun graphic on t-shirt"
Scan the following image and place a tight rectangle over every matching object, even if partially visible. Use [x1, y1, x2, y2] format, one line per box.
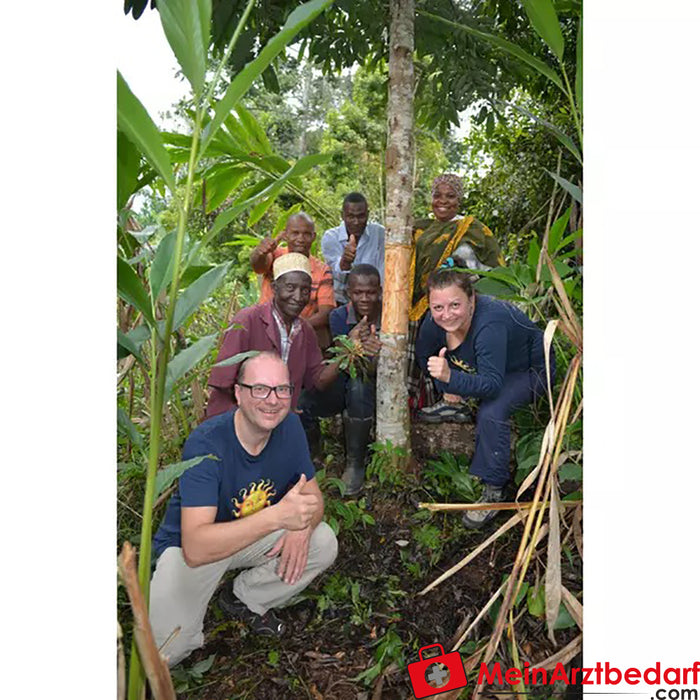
[232, 479, 277, 519]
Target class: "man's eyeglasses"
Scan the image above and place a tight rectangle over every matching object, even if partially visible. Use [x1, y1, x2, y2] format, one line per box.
[238, 382, 294, 400]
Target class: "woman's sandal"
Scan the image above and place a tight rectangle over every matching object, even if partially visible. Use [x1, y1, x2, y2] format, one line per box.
[218, 586, 286, 636]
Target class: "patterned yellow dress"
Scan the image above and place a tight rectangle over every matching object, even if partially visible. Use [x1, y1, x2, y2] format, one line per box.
[407, 214, 505, 407]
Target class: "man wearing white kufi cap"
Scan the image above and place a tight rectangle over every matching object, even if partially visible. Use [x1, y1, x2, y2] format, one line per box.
[250, 212, 335, 348]
[206, 253, 341, 417]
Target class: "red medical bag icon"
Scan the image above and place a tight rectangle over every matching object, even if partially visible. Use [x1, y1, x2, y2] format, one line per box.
[408, 644, 468, 698]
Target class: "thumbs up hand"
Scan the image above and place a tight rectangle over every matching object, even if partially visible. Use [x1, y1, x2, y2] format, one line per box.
[340, 234, 358, 270]
[427, 347, 451, 383]
[274, 473, 320, 531]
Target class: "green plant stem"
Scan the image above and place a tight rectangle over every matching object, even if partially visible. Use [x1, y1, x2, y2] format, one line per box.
[127, 107, 205, 700]
[558, 62, 582, 146]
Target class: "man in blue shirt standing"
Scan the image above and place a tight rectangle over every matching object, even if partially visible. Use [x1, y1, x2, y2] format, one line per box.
[150, 352, 338, 666]
[300, 264, 382, 495]
[321, 192, 385, 304]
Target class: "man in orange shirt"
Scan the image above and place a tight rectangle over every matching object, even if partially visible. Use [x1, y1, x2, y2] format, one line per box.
[251, 213, 335, 348]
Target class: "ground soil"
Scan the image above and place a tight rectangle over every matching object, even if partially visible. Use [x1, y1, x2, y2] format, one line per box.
[171, 424, 582, 700]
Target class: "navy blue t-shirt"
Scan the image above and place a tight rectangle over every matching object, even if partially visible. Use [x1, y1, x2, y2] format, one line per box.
[152, 410, 315, 559]
[415, 294, 547, 400]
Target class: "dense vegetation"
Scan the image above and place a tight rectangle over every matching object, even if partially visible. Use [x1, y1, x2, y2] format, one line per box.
[117, 1, 582, 698]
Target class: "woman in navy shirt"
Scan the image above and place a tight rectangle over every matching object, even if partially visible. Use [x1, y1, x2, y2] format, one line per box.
[416, 266, 553, 528]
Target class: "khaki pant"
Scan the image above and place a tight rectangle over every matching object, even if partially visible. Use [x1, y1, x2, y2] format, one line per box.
[149, 522, 338, 666]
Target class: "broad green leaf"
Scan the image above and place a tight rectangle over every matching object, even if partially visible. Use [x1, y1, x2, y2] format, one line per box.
[559, 462, 583, 482]
[173, 262, 231, 331]
[117, 130, 141, 210]
[180, 264, 216, 289]
[164, 333, 218, 400]
[117, 72, 176, 192]
[508, 102, 581, 164]
[117, 328, 146, 363]
[547, 207, 572, 255]
[235, 104, 273, 155]
[474, 276, 516, 298]
[554, 603, 577, 630]
[203, 178, 275, 247]
[527, 237, 541, 269]
[554, 228, 582, 255]
[213, 349, 260, 368]
[418, 10, 565, 94]
[117, 257, 155, 327]
[222, 234, 264, 248]
[203, 164, 250, 213]
[545, 170, 582, 204]
[149, 230, 178, 301]
[575, 18, 582, 110]
[117, 407, 144, 448]
[273, 203, 303, 236]
[155, 454, 218, 498]
[248, 153, 330, 226]
[158, 0, 211, 96]
[471, 267, 520, 286]
[527, 584, 546, 617]
[201, 0, 334, 156]
[520, 0, 564, 60]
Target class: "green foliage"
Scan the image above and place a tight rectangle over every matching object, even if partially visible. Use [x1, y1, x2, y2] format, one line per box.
[154, 454, 217, 498]
[413, 522, 444, 566]
[324, 335, 372, 381]
[423, 452, 483, 503]
[117, 73, 176, 194]
[366, 440, 411, 489]
[170, 654, 216, 694]
[158, 0, 212, 97]
[314, 469, 376, 536]
[353, 626, 405, 686]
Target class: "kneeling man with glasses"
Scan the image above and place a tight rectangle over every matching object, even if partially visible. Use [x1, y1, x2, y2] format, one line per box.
[150, 351, 338, 666]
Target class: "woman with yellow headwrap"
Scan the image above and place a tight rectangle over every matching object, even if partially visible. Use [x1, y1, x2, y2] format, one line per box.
[408, 173, 505, 419]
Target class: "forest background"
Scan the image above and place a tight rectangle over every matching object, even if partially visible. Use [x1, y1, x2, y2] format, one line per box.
[1, 1, 698, 697]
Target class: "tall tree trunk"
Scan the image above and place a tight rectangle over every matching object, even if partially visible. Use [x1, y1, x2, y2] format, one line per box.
[376, 0, 414, 454]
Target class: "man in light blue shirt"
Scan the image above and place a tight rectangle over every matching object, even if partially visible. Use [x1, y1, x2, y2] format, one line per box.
[321, 192, 385, 304]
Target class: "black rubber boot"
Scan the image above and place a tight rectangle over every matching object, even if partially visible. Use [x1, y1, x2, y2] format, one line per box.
[341, 414, 373, 496]
[304, 418, 322, 459]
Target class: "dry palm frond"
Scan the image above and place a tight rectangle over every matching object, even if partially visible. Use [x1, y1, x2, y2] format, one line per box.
[118, 543, 176, 700]
[419, 512, 525, 596]
[418, 499, 581, 512]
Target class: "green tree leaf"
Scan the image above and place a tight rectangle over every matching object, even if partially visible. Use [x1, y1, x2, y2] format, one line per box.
[172, 262, 231, 331]
[418, 10, 564, 94]
[200, 0, 334, 156]
[117, 328, 146, 364]
[117, 257, 155, 327]
[507, 102, 581, 164]
[118, 407, 144, 448]
[117, 72, 176, 193]
[149, 230, 178, 301]
[545, 170, 582, 204]
[547, 207, 572, 255]
[202, 163, 250, 213]
[213, 349, 261, 368]
[117, 130, 141, 210]
[235, 104, 273, 155]
[164, 333, 218, 400]
[155, 455, 218, 498]
[247, 153, 331, 225]
[158, 0, 212, 96]
[575, 18, 582, 110]
[519, 0, 564, 61]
